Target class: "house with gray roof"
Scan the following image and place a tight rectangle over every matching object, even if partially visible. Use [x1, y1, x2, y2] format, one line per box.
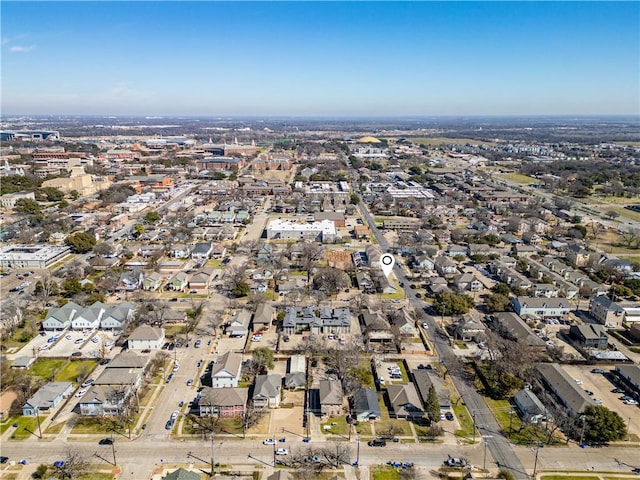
[353, 387, 381, 421]
[615, 364, 640, 396]
[512, 297, 570, 319]
[536, 363, 592, 414]
[252, 303, 275, 332]
[78, 385, 131, 416]
[198, 387, 248, 418]
[319, 380, 343, 416]
[127, 325, 165, 350]
[100, 302, 136, 331]
[589, 295, 625, 329]
[168, 271, 189, 291]
[386, 384, 424, 420]
[513, 388, 549, 424]
[43, 302, 82, 330]
[72, 301, 107, 330]
[23, 382, 73, 416]
[412, 369, 451, 411]
[569, 324, 608, 350]
[492, 312, 546, 348]
[225, 309, 251, 337]
[191, 242, 213, 260]
[282, 306, 351, 335]
[142, 271, 163, 291]
[252, 374, 282, 409]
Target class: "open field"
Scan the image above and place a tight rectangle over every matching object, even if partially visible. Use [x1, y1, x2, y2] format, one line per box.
[496, 172, 538, 184]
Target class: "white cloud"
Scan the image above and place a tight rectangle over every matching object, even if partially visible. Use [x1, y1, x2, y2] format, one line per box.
[10, 45, 36, 53]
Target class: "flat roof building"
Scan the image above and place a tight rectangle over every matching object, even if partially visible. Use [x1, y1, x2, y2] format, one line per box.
[0, 244, 72, 269]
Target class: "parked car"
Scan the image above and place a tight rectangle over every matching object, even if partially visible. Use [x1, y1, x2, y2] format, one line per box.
[368, 439, 386, 447]
[53, 461, 65, 468]
[445, 412, 454, 421]
[81, 379, 94, 388]
[445, 457, 467, 467]
[275, 448, 289, 455]
[194, 340, 201, 348]
[98, 438, 114, 445]
[186, 379, 193, 387]
[263, 439, 276, 445]
[75, 389, 87, 398]
[74, 338, 84, 344]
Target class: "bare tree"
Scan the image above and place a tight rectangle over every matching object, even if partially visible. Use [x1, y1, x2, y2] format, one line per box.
[56, 447, 90, 479]
[299, 241, 324, 284]
[312, 267, 349, 297]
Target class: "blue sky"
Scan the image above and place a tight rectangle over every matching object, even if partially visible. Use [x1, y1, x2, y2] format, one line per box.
[1, 1, 638, 116]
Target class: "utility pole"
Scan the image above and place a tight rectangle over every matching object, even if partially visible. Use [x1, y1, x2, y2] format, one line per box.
[35, 408, 42, 439]
[579, 415, 586, 447]
[111, 436, 117, 466]
[508, 409, 514, 438]
[472, 412, 477, 443]
[356, 436, 360, 466]
[210, 430, 216, 477]
[482, 435, 492, 470]
[533, 442, 541, 478]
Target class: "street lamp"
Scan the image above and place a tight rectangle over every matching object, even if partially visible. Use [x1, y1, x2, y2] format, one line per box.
[356, 436, 360, 466]
[482, 435, 493, 470]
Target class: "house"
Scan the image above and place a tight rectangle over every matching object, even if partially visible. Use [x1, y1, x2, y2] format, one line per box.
[452, 273, 483, 293]
[588, 295, 625, 329]
[71, 302, 107, 330]
[434, 256, 458, 277]
[169, 244, 190, 259]
[531, 283, 559, 298]
[512, 297, 570, 319]
[282, 306, 351, 335]
[319, 380, 343, 416]
[93, 351, 147, 389]
[100, 302, 136, 331]
[78, 385, 131, 416]
[536, 363, 592, 415]
[389, 308, 418, 337]
[491, 312, 546, 348]
[189, 268, 214, 290]
[211, 243, 227, 259]
[119, 269, 143, 291]
[42, 301, 82, 331]
[225, 309, 251, 337]
[0, 390, 17, 420]
[162, 468, 202, 480]
[191, 242, 213, 260]
[127, 325, 165, 350]
[252, 374, 282, 409]
[454, 316, 486, 342]
[210, 351, 242, 388]
[22, 382, 73, 416]
[413, 254, 435, 273]
[198, 387, 248, 418]
[569, 324, 608, 350]
[386, 384, 424, 419]
[446, 244, 467, 258]
[285, 355, 307, 390]
[168, 272, 189, 291]
[252, 303, 275, 332]
[513, 389, 548, 424]
[352, 387, 381, 421]
[412, 369, 451, 411]
[11, 356, 35, 369]
[142, 272, 163, 291]
[266, 471, 294, 480]
[566, 244, 590, 267]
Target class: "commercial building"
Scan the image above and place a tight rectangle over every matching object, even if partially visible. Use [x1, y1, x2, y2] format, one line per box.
[266, 219, 337, 243]
[0, 244, 71, 269]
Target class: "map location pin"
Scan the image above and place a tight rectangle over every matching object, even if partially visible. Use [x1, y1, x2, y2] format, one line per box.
[380, 253, 395, 279]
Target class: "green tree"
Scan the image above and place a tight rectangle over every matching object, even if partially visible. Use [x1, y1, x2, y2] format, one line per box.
[61, 278, 82, 295]
[133, 224, 145, 237]
[583, 405, 627, 443]
[65, 232, 96, 253]
[610, 284, 633, 298]
[492, 283, 511, 296]
[144, 211, 160, 224]
[425, 385, 440, 422]
[14, 198, 41, 215]
[432, 292, 475, 315]
[231, 280, 250, 298]
[86, 292, 106, 304]
[39, 187, 65, 202]
[251, 347, 275, 375]
[69, 190, 80, 200]
[485, 294, 512, 313]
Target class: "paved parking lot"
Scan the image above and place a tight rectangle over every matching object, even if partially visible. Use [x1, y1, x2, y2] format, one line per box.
[560, 364, 640, 438]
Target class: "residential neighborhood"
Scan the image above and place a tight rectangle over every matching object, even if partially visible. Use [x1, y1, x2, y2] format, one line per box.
[1, 117, 640, 480]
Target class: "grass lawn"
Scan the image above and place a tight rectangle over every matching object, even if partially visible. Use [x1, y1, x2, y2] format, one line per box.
[320, 417, 351, 437]
[55, 359, 98, 383]
[6, 416, 44, 440]
[164, 325, 183, 339]
[31, 358, 68, 381]
[77, 473, 114, 480]
[71, 417, 113, 434]
[45, 422, 65, 434]
[379, 291, 405, 300]
[452, 403, 475, 441]
[371, 465, 401, 480]
[496, 173, 538, 184]
[205, 259, 222, 269]
[375, 419, 413, 437]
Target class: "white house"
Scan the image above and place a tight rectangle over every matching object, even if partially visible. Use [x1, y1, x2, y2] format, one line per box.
[100, 302, 136, 331]
[210, 351, 242, 388]
[127, 325, 165, 350]
[71, 302, 107, 330]
[42, 302, 82, 331]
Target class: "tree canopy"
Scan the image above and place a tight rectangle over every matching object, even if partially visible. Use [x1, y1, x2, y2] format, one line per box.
[432, 292, 475, 315]
[583, 405, 627, 444]
[65, 232, 97, 253]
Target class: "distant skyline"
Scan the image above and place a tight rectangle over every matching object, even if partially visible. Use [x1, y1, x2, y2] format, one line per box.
[2, 1, 639, 117]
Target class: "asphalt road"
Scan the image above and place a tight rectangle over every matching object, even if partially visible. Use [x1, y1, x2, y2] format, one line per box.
[358, 201, 530, 479]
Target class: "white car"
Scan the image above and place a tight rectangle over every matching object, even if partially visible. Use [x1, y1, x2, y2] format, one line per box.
[276, 448, 288, 455]
[263, 439, 276, 445]
[575, 379, 583, 385]
[173, 364, 180, 372]
[593, 398, 603, 404]
[91, 337, 99, 344]
[623, 399, 638, 405]
[39, 344, 50, 351]
[75, 389, 87, 398]
[422, 322, 429, 329]
[171, 410, 179, 420]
